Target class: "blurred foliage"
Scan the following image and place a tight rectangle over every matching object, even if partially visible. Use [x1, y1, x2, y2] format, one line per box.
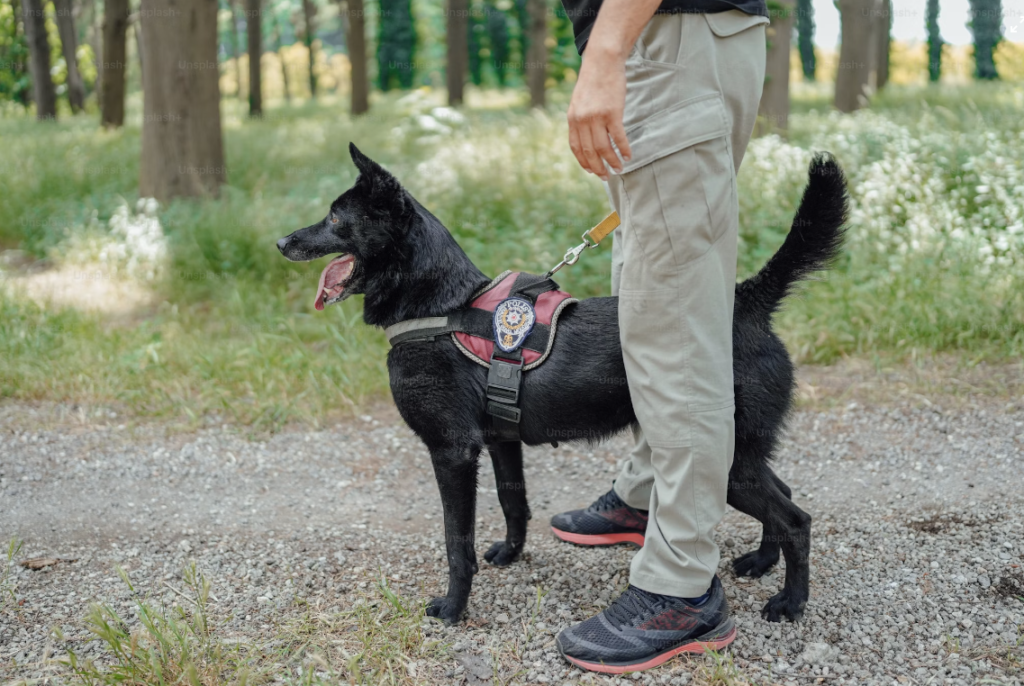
[378, 0, 415, 90]
[796, 0, 815, 81]
[967, 0, 1002, 80]
[0, 0, 31, 105]
[791, 40, 1024, 86]
[1, 85, 1023, 428]
[927, 0, 942, 82]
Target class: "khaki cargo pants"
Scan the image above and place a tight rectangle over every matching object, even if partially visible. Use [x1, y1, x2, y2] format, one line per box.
[606, 10, 767, 597]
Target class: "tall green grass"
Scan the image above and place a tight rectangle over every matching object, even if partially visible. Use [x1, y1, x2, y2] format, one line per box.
[1, 86, 1021, 428]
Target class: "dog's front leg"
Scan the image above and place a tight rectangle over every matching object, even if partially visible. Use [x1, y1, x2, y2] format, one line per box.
[425, 444, 480, 624]
[484, 441, 530, 567]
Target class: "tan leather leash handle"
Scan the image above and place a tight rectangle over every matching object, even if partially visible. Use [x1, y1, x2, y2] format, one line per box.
[584, 211, 620, 246]
[545, 212, 621, 277]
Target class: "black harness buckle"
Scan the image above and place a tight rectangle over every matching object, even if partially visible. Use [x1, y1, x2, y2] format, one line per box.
[486, 358, 523, 411]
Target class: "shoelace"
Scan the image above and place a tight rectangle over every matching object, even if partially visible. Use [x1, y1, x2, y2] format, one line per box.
[604, 586, 672, 627]
[590, 489, 625, 513]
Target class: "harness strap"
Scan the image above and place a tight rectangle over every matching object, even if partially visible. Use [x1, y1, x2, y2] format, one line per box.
[384, 271, 566, 445]
[386, 309, 553, 352]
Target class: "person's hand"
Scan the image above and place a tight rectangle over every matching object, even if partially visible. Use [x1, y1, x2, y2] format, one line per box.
[567, 48, 633, 181]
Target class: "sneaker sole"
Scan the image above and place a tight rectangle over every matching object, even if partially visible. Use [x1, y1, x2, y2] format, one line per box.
[550, 527, 645, 548]
[561, 621, 737, 675]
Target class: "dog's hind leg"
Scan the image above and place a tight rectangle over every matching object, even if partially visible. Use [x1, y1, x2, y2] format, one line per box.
[727, 460, 811, 622]
[732, 468, 793, 578]
[484, 441, 530, 567]
[425, 444, 481, 624]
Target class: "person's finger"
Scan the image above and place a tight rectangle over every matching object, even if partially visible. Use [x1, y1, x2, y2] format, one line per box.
[592, 115, 623, 175]
[578, 123, 607, 180]
[609, 116, 632, 166]
[568, 115, 587, 172]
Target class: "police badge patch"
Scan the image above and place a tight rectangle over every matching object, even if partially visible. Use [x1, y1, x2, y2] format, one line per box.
[493, 297, 537, 353]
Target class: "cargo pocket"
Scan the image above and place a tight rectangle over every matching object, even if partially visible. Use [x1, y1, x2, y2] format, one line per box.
[618, 95, 736, 280]
[619, 92, 729, 175]
[704, 10, 770, 38]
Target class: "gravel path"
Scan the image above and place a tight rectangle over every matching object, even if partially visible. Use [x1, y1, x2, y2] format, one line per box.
[2, 368, 1023, 685]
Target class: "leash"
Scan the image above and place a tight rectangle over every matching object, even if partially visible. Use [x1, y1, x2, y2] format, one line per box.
[545, 212, 620, 278]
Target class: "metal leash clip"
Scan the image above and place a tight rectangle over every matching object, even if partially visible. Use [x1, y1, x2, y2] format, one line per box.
[544, 212, 621, 278]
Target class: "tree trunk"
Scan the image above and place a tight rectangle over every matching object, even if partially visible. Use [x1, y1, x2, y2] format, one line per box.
[968, 0, 1002, 80]
[343, 0, 369, 114]
[132, 12, 145, 90]
[139, 0, 226, 201]
[100, 0, 128, 127]
[525, 0, 546, 107]
[926, 0, 942, 82]
[275, 18, 291, 102]
[228, 0, 242, 97]
[89, 0, 102, 97]
[758, 0, 794, 133]
[874, 0, 891, 90]
[54, 0, 86, 112]
[446, 0, 467, 105]
[21, 0, 58, 120]
[301, 0, 317, 97]
[247, 0, 261, 115]
[834, 0, 879, 113]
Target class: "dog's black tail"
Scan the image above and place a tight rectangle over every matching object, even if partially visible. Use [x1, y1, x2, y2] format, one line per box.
[736, 153, 848, 321]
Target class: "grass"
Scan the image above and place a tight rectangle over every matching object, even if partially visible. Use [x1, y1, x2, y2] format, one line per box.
[1, 537, 22, 614]
[60, 564, 449, 686]
[54, 562, 781, 686]
[1, 84, 1022, 428]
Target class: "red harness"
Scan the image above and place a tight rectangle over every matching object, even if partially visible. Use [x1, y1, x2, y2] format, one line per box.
[453, 271, 576, 368]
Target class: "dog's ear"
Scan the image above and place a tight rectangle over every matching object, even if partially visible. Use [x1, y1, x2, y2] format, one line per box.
[350, 143, 379, 178]
[349, 143, 407, 216]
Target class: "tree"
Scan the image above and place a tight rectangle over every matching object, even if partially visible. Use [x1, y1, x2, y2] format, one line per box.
[485, 1, 509, 85]
[139, 0, 226, 201]
[54, 0, 86, 112]
[968, 0, 1001, 80]
[795, 0, 814, 81]
[377, 0, 414, 90]
[273, 15, 290, 101]
[926, 0, 942, 82]
[525, 0, 545, 107]
[228, 0, 242, 97]
[873, 0, 891, 89]
[758, 0, 793, 133]
[100, 0, 128, 127]
[342, 0, 368, 114]
[300, 0, 316, 96]
[20, 0, 57, 119]
[446, 0, 467, 104]
[834, 0, 879, 113]
[247, 0, 262, 115]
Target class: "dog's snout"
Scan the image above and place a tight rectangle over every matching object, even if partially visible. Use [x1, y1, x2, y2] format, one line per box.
[276, 237, 289, 254]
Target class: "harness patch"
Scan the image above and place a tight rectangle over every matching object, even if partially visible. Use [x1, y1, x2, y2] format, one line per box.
[493, 297, 536, 353]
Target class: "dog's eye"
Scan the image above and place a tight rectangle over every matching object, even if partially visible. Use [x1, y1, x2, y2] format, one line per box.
[330, 216, 339, 224]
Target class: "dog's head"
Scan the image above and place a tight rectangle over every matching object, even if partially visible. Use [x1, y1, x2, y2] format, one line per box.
[276, 143, 411, 311]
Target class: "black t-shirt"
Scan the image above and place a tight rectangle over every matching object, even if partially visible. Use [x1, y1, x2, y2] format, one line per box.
[561, 0, 769, 54]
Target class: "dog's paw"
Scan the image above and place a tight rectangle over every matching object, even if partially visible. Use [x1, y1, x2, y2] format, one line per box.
[761, 590, 805, 623]
[732, 549, 780, 578]
[425, 596, 464, 624]
[483, 540, 522, 567]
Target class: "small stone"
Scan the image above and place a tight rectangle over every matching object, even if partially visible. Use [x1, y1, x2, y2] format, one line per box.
[496, 613, 510, 624]
[800, 642, 835, 665]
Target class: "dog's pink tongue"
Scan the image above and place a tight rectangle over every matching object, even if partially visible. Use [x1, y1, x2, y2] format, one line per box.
[314, 255, 354, 311]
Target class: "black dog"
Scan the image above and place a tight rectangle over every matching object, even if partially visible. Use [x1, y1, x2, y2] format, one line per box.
[277, 144, 848, 625]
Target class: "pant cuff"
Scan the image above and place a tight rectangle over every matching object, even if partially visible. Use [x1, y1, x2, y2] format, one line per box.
[613, 480, 653, 512]
[629, 569, 715, 600]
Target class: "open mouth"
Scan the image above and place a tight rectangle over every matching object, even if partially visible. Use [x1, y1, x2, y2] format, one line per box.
[314, 254, 356, 311]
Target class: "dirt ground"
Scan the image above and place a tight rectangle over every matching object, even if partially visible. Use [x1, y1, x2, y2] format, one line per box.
[2, 359, 1023, 685]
